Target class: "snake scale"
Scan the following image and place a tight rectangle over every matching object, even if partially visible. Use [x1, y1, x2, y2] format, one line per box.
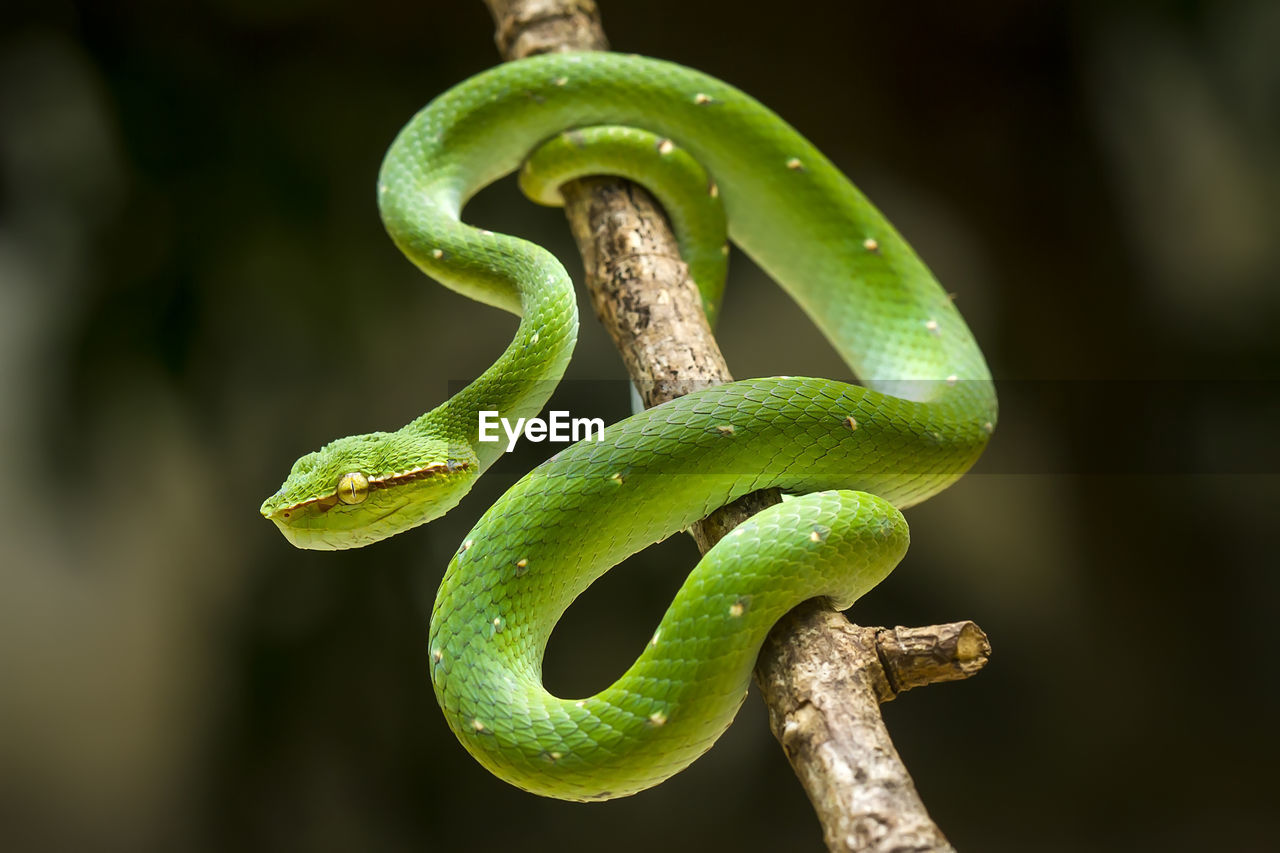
[261, 52, 996, 801]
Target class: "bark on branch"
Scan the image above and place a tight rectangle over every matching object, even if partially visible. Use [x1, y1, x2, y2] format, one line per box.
[481, 2, 989, 849]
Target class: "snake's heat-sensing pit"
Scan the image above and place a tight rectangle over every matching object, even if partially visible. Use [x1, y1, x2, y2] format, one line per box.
[261, 53, 996, 801]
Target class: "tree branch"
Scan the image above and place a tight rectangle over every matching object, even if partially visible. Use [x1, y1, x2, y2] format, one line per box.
[481, 2, 988, 849]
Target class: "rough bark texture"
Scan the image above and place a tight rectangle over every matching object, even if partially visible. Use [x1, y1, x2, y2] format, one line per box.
[484, 0, 608, 55]
[875, 621, 991, 698]
[758, 604, 960, 852]
[559, 177, 732, 407]
[481, 2, 988, 849]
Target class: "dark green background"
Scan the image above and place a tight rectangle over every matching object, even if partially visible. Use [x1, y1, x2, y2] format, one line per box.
[2, 1, 1277, 850]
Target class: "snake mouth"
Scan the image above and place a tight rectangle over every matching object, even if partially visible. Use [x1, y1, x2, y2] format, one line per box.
[267, 498, 417, 550]
[262, 456, 477, 550]
[261, 460, 472, 519]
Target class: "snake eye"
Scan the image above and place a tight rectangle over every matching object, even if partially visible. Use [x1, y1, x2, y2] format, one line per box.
[336, 472, 370, 505]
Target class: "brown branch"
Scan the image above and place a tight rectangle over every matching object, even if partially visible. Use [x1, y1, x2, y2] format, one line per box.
[875, 621, 991, 698]
[482, 2, 988, 849]
[758, 608, 983, 851]
[483, 0, 607, 55]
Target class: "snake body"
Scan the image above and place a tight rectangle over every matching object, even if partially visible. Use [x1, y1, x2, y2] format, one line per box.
[261, 53, 996, 801]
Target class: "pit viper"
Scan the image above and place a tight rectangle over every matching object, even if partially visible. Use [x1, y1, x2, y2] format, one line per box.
[261, 52, 997, 801]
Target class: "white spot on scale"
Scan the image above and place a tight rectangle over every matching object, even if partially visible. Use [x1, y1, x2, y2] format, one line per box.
[432, 248, 444, 259]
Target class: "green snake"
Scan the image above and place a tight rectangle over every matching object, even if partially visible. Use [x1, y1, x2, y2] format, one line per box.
[261, 52, 996, 801]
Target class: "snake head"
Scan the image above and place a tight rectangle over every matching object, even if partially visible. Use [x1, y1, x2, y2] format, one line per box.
[260, 431, 479, 550]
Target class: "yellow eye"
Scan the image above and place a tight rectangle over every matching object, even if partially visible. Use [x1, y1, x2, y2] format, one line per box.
[336, 472, 369, 505]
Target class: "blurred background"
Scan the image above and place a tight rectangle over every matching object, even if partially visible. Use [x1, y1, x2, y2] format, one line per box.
[2, 0, 1277, 850]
